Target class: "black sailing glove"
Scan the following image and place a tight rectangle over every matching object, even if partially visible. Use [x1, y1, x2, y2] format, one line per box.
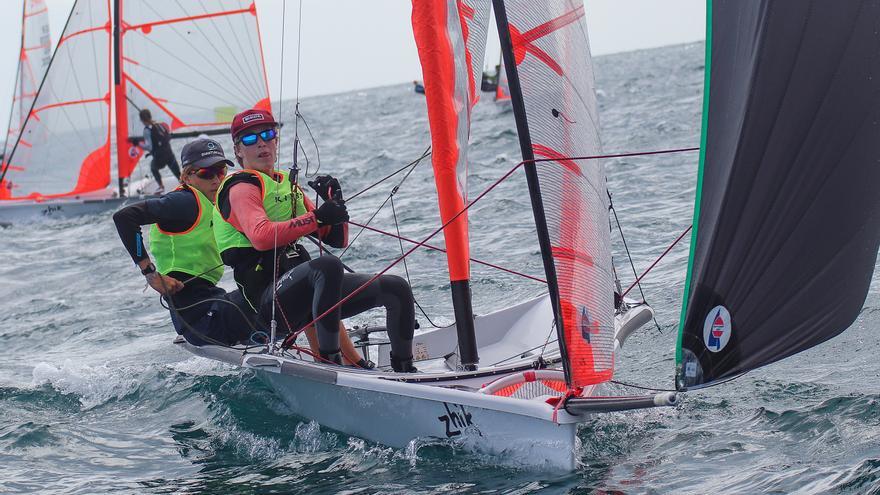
[308, 175, 343, 202]
[314, 199, 349, 226]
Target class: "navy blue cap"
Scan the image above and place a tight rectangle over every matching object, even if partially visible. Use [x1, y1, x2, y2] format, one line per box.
[180, 138, 234, 170]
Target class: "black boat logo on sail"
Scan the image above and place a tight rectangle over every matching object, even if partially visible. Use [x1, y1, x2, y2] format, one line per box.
[703, 306, 731, 352]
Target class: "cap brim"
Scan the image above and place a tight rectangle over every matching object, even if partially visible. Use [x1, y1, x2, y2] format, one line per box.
[185, 156, 235, 170]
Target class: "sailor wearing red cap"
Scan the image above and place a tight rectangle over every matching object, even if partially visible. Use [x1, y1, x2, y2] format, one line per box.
[213, 108, 417, 371]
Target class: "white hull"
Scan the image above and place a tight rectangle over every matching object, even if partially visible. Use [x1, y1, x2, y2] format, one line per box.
[0, 189, 157, 227]
[179, 295, 666, 470]
[261, 366, 581, 469]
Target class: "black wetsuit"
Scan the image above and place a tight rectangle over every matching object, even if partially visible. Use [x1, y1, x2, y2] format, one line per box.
[113, 190, 257, 346]
[144, 124, 180, 186]
[216, 175, 415, 358]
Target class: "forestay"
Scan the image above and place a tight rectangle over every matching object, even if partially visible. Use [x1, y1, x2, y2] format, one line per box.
[494, 0, 614, 388]
[676, 0, 880, 389]
[0, 0, 111, 200]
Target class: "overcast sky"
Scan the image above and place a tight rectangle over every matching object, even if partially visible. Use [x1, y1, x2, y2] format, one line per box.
[0, 0, 705, 136]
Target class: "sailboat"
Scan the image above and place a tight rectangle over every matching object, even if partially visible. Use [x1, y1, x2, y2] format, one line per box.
[494, 53, 510, 102]
[0, 0, 271, 226]
[177, 0, 879, 470]
[0, 0, 52, 192]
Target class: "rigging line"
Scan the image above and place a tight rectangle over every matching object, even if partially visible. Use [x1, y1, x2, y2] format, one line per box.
[609, 195, 662, 333]
[390, 194, 442, 328]
[269, 0, 291, 351]
[281, 160, 525, 349]
[621, 224, 692, 299]
[303, 235, 355, 273]
[348, 220, 547, 284]
[338, 190, 393, 259]
[608, 380, 676, 393]
[338, 151, 426, 259]
[297, 110, 321, 177]
[525, 146, 700, 166]
[490, 337, 559, 367]
[294, 0, 303, 135]
[346, 147, 431, 202]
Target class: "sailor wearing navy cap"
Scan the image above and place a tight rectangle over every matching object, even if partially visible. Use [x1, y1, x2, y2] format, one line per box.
[113, 138, 256, 346]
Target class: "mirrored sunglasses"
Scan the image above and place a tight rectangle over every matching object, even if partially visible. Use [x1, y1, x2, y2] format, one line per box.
[238, 128, 277, 146]
[192, 165, 227, 180]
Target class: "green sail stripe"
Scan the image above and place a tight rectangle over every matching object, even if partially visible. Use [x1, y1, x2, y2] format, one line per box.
[676, 0, 712, 367]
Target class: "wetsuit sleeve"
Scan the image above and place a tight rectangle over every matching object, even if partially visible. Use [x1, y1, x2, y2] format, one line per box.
[142, 126, 152, 152]
[226, 182, 320, 251]
[112, 190, 198, 264]
[303, 193, 348, 248]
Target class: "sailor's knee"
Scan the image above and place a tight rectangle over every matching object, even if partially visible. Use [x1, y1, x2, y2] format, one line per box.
[310, 255, 344, 278]
[379, 274, 414, 303]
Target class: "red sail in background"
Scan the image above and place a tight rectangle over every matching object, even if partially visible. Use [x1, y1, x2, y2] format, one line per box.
[0, 0, 112, 200]
[116, 0, 273, 180]
[412, 0, 490, 283]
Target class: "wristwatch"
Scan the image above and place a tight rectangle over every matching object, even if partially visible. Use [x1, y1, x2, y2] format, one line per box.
[141, 263, 157, 276]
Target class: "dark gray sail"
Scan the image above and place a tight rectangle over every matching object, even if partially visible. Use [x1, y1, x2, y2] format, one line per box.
[676, 0, 880, 389]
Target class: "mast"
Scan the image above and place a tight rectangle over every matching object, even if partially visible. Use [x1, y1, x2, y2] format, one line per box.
[113, 0, 131, 196]
[412, 0, 490, 371]
[492, 0, 572, 385]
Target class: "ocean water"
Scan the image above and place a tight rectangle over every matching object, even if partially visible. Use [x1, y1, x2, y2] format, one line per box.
[2, 42, 880, 494]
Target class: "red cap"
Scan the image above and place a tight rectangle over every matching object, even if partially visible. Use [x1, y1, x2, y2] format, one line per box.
[230, 108, 278, 139]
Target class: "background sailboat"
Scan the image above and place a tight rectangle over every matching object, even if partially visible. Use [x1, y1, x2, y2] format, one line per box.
[0, 0, 52, 174]
[0, 0, 271, 226]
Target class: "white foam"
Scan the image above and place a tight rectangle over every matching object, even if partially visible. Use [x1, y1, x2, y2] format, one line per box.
[31, 360, 141, 409]
[167, 356, 238, 376]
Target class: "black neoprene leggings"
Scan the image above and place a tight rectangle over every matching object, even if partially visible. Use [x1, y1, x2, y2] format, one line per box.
[150, 150, 181, 185]
[260, 255, 415, 358]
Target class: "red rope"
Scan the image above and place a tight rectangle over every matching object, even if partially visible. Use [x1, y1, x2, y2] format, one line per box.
[528, 146, 699, 164]
[347, 220, 547, 284]
[281, 160, 526, 349]
[279, 145, 700, 350]
[621, 224, 692, 299]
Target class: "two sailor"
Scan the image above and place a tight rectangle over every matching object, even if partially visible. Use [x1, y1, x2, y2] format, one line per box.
[113, 109, 417, 372]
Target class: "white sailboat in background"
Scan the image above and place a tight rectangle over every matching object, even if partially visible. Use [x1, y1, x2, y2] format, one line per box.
[0, 0, 271, 226]
[1, 0, 52, 192]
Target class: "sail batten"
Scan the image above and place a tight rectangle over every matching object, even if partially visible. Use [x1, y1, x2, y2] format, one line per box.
[676, 0, 880, 390]
[118, 0, 272, 181]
